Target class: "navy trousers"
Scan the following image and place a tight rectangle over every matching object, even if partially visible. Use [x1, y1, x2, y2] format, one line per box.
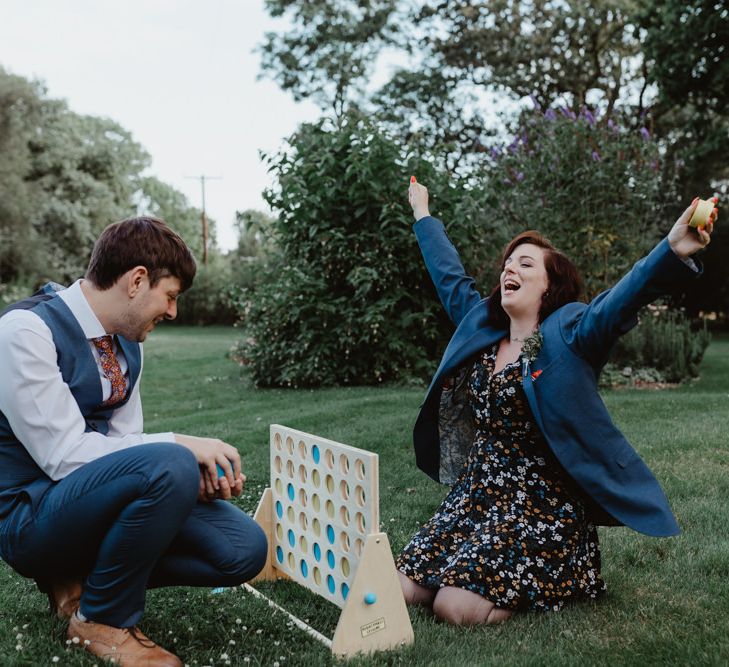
[0, 444, 268, 627]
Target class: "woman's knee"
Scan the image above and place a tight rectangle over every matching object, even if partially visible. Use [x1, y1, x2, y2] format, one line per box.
[399, 571, 435, 606]
[433, 587, 499, 626]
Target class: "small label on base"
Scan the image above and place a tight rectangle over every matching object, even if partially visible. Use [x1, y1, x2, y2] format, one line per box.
[360, 617, 386, 637]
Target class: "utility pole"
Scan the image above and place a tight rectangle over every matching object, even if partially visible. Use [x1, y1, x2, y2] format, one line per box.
[186, 174, 221, 266]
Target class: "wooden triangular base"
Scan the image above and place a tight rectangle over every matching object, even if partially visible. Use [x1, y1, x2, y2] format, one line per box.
[331, 532, 413, 658]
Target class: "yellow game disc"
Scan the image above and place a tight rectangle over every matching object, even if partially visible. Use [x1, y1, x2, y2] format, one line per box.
[689, 199, 714, 228]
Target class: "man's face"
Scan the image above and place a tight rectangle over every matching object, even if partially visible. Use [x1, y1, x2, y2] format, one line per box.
[122, 275, 181, 342]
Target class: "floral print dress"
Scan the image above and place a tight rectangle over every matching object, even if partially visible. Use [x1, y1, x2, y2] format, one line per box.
[397, 345, 606, 611]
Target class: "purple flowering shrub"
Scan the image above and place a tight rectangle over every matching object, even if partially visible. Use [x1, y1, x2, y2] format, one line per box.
[469, 105, 680, 299]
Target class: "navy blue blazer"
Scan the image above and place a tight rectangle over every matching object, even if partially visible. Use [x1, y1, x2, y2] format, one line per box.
[412, 216, 701, 538]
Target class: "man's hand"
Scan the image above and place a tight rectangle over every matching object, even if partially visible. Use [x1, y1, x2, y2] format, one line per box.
[198, 468, 245, 503]
[668, 197, 716, 259]
[174, 433, 244, 496]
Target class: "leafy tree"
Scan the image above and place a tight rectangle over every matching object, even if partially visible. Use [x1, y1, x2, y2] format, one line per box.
[0, 67, 209, 294]
[259, 0, 398, 117]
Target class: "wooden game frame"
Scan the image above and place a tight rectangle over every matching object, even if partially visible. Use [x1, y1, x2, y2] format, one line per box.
[250, 424, 414, 658]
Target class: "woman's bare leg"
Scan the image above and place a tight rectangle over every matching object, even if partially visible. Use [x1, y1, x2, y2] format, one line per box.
[432, 586, 513, 625]
[398, 571, 436, 606]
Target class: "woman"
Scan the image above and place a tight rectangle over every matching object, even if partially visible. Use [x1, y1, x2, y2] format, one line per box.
[397, 181, 716, 625]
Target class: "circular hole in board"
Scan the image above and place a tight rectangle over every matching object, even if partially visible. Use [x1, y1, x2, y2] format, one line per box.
[326, 549, 335, 569]
[287, 506, 295, 523]
[312, 493, 321, 512]
[313, 567, 321, 585]
[325, 474, 334, 494]
[286, 437, 294, 455]
[339, 532, 350, 553]
[313, 542, 322, 561]
[298, 512, 308, 531]
[298, 488, 308, 508]
[327, 574, 335, 594]
[275, 501, 283, 519]
[312, 518, 321, 537]
[355, 459, 365, 480]
[274, 478, 283, 495]
[298, 465, 308, 484]
[325, 500, 335, 518]
[299, 534, 308, 553]
[325, 449, 335, 470]
[340, 481, 350, 501]
[339, 454, 350, 475]
[276, 524, 283, 540]
[354, 538, 364, 557]
[274, 433, 282, 451]
[286, 460, 294, 479]
[273, 456, 282, 474]
[298, 440, 307, 458]
[356, 512, 366, 533]
[341, 557, 350, 577]
[312, 469, 321, 488]
[355, 485, 366, 507]
[288, 552, 295, 570]
[276, 546, 283, 563]
[339, 506, 350, 527]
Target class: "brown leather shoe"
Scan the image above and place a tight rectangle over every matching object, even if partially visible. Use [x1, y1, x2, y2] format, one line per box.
[47, 579, 82, 619]
[67, 612, 182, 666]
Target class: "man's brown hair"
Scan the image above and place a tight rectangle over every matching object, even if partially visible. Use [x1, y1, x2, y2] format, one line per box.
[86, 217, 196, 291]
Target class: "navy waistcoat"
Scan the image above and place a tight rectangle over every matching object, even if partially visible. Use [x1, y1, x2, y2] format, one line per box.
[0, 286, 141, 517]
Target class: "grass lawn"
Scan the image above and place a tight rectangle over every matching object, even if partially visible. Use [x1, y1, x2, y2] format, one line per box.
[1, 326, 727, 666]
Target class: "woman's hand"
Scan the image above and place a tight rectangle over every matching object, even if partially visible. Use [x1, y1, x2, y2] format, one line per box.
[668, 197, 717, 259]
[408, 178, 430, 221]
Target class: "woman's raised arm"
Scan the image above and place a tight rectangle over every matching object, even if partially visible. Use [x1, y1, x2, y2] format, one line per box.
[409, 180, 482, 326]
[572, 198, 715, 366]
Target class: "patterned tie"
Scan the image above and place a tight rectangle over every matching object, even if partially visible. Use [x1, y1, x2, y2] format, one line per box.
[92, 335, 128, 406]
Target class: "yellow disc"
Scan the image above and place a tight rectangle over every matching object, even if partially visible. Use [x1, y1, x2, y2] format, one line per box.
[689, 198, 714, 228]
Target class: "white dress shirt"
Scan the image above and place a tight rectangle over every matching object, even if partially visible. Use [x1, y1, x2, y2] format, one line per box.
[0, 280, 174, 481]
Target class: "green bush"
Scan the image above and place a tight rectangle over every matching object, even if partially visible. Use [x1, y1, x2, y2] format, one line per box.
[602, 305, 711, 386]
[231, 114, 468, 387]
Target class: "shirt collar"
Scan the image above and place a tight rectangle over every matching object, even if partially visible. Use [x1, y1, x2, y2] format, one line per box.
[57, 279, 109, 340]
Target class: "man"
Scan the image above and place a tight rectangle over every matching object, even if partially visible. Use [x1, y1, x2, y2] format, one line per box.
[0, 217, 267, 666]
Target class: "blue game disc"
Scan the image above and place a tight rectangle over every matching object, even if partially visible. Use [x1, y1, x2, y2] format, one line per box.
[313, 543, 321, 561]
[275, 501, 283, 518]
[300, 560, 308, 578]
[276, 546, 284, 563]
[287, 483, 295, 501]
[312, 445, 320, 463]
[288, 529, 295, 548]
[326, 524, 335, 544]
[326, 549, 335, 569]
[341, 583, 349, 599]
[327, 575, 335, 594]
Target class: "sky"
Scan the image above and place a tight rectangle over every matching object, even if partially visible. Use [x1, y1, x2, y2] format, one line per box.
[0, 0, 322, 250]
